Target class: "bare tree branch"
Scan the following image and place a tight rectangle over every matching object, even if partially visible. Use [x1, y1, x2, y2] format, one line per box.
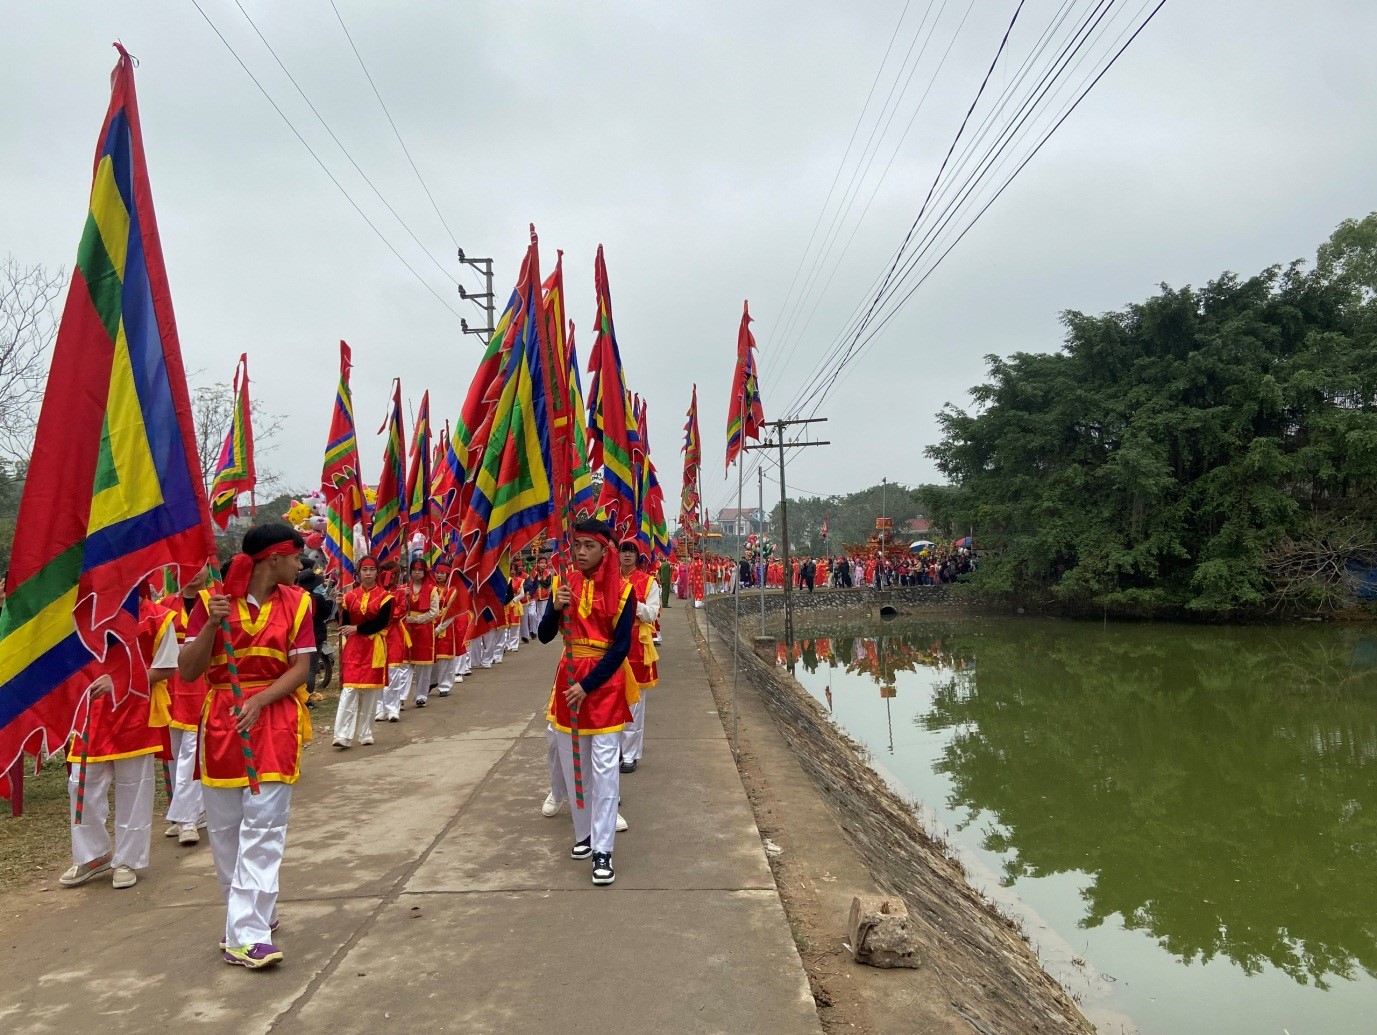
[0, 256, 64, 465]
[190, 377, 287, 500]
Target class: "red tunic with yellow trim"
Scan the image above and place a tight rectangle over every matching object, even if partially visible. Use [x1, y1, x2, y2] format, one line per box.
[403, 582, 439, 664]
[188, 585, 315, 788]
[435, 585, 470, 659]
[504, 575, 524, 628]
[339, 587, 393, 689]
[384, 581, 410, 666]
[625, 569, 660, 689]
[158, 590, 211, 731]
[67, 599, 175, 763]
[544, 573, 635, 735]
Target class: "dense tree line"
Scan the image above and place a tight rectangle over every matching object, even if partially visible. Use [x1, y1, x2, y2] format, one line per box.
[921, 215, 1377, 617]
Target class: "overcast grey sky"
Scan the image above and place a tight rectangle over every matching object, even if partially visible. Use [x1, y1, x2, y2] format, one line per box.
[5, 2, 1375, 524]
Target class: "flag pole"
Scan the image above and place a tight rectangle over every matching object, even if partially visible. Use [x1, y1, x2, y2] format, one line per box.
[730, 413, 745, 761]
[206, 559, 262, 795]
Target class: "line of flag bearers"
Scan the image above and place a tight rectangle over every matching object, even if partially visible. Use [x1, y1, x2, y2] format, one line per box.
[56, 518, 665, 967]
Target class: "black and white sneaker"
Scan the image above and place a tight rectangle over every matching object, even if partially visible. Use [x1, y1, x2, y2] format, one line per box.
[570, 838, 592, 861]
[591, 852, 614, 886]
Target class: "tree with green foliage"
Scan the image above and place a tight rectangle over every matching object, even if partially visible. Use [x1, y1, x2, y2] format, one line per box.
[922, 214, 1377, 617]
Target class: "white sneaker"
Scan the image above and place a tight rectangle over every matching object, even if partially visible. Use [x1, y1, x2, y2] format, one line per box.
[542, 791, 565, 817]
[616, 813, 628, 833]
[59, 859, 111, 887]
[164, 822, 180, 838]
[178, 825, 200, 846]
[112, 865, 138, 889]
[360, 735, 374, 746]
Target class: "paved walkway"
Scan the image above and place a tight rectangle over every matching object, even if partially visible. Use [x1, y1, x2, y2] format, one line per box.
[0, 607, 821, 1034]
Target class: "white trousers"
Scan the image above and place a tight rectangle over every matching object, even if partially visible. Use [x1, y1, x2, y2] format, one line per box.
[620, 694, 647, 762]
[434, 657, 458, 694]
[455, 647, 472, 677]
[546, 724, 566, 805]
[378, 665, 410, 720]
[468, 636, 489, 669]
[505, 622, 521, 651]
[69, 753, 154, 869]
[335, 686, 380, 743]
[554, 730, 621, 853]
[522, 602, 539, 640]
[486, 629, 505, 665]
[204, 782, 291, 949]
[166, 727, 204, 826]
[409, 663, 434, 704]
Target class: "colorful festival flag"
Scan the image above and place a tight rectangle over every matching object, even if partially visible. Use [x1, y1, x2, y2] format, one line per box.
[0, 45, 216, 794]
[565, 322, 596, 521]
[587, 246, 640, 535]
[209, 352, 256, 528]
[540, 251, 575, 543]
[372, 380, 407, 565]
[725, 299, 765, 470]
[405, 389, 433, 536]
[680, 383, 702, 532]
[458, 226, 554, 587]
[321, 341, 364, 581]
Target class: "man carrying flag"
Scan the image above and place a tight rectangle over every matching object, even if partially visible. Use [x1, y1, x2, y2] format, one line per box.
[180, 522, 315, 969]
[538, 517, 636, 887]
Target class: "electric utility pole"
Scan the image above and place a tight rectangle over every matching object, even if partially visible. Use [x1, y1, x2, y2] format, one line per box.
[457, 247, 495, 341]
[745, 417, 828, 662]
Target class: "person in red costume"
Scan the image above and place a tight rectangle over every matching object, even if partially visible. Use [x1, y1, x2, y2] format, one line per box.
[539, 517, 635, 887]
[375, 561, 411, 723]
[59, 590, 179, 891]
[617, 540, 660, 774]
[333, 556, 392, 747]
[401, 558, 440, 708]
[180, 522, 315, 970]
[157, 564, 211, 845]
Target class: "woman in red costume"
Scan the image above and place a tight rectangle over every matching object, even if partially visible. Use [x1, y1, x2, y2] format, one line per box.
[402, 558, 440, 708]
[332, 556, 392, 747]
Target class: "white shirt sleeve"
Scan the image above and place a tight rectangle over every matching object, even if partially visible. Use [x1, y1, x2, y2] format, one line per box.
[151, 623, 180, 670]
[637, 581, 661, 624]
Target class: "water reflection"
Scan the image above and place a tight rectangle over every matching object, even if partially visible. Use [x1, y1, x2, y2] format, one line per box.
[790, 622, 1377, 990]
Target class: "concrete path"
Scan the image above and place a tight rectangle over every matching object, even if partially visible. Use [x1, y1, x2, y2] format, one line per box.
[0, 608, 821, 1034]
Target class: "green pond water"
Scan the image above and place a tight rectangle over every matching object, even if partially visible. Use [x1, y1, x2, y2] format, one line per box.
[782, 616, 1377, 1035]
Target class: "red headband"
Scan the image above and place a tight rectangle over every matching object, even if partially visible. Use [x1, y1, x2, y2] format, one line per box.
[223, 540, 300, 597]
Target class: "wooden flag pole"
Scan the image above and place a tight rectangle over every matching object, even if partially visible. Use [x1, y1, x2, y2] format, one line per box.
[207, 559, 262, 795]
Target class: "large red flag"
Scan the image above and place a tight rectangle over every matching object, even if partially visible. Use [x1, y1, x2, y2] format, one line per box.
[1, 46, 216, 794]
[725, 300, 765, 470]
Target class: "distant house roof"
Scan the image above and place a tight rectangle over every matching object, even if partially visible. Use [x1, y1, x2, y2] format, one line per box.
[717, 507, 762, 521]
[905, 517, 931, 533]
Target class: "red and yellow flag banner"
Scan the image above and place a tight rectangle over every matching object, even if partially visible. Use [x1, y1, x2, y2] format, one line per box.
[1, 46, 215, 794]
[209, 352, 255, 528]
[725, 299, 765, 470]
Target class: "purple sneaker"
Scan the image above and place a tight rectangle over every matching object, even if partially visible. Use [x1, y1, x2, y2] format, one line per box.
[219, 919, 280, 952]
[223, 942, 284, 969]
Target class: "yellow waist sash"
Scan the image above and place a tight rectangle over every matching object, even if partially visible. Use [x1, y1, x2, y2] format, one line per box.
[565, 643, 640, 706]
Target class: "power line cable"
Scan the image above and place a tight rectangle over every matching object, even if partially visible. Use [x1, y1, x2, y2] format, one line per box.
[188, 0, 465, 321]
[230, 0, 461, 288]
[327, 0, 461, 251]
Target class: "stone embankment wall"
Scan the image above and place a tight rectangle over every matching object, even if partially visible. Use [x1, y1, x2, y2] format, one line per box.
[729, 584, 966, 616]
[702, 594, 1092, 1035]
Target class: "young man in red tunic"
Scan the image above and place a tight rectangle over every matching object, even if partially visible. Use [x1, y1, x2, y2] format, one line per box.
[617, 541, 661, 774]
[504, 562, 526, 654]
[333, 556, 392, 747]
[180, 522, 315, 970]
[402, 559, 440, 708]
[158, 564, 211, 845]
[538, 518, 635, 886]
[375, 561, 411, 723]
[59, 592, 179, 890]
